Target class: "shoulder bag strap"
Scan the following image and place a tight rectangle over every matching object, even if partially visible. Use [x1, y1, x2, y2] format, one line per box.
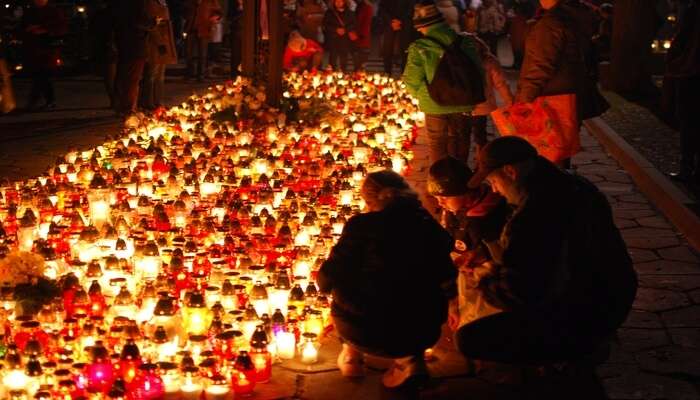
[332, 9, 345, 27]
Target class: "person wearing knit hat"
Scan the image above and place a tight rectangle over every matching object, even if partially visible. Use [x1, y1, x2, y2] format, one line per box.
[402, 0, 483, 165]
[428, 157, 508, 270]
[283, 30, 324, 71]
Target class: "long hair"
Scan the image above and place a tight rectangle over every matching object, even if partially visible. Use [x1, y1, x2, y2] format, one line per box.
[361, 170, 419, 211]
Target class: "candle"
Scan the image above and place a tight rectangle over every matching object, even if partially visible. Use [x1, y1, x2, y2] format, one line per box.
[276, 332, 295, 360]
[181, 382, 203, 400]
[205, 384, 231, 400]
[301, 340, 318, 364]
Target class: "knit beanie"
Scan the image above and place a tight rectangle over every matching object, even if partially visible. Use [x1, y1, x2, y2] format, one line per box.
[427, 157, 473, 196]
[413, 1, 445, 29]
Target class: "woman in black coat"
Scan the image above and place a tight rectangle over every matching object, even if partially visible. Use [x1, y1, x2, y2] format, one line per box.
[318, 170, 457, 388]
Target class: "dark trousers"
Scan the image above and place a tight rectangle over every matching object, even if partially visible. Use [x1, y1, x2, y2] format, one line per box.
[454, 115, 487, 163]
[354, 47, 369, 71]
[676, 75, 700, 179]
[186, 35, 209, 78]
[28, 68, 55, 106]
[382, 29, 407, 74]
[327, 37, 353, 72]
[230, 20, 242, 78]
[114, 59, 146, 114]
[425, 112, 471, 165]
[479, 32, 500, 55]
[140, 63, 166, 109]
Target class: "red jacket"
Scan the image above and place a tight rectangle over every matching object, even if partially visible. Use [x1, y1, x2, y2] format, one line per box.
[355, 2, 373, 49]
[283, 38, 323, 70]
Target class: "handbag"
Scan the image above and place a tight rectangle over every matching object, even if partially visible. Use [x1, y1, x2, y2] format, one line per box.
[491, 94, 580, 164]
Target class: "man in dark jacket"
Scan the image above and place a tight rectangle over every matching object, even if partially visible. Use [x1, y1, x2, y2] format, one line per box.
[377, 0, 415, 74]
[453, 136, 637, 365]
[112, 0, 157, 116]
[516, 0, 605, 125]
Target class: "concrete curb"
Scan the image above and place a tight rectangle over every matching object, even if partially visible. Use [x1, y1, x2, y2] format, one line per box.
[583, 117, 700, 251]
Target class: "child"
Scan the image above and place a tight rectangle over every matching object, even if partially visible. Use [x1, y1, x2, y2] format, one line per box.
[323, 0, 357, 71]
[283, 30, 324, 71]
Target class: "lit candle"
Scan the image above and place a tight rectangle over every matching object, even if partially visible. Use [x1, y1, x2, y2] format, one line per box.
[301, 340, 318, 364]
[276, 332, 295, 360]
[205, 384, 231, 400]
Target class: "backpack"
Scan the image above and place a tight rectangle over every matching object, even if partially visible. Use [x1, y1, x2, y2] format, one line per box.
[422, 35, 486, 107]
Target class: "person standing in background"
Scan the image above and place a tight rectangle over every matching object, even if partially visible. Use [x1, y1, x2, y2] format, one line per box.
[113, 0, 156, 117]
[508, 0, 533, 69]
[296, 0, 327, 44]
[377, 0, 415, 74]
[353, 0, 373, 70]
[323, 0, 357, 71]
[665, 0, 700, 193]
[229, 0, 243, 79]
[141, 0, 178, 110]
[477, 0, 506, 54]
[89, 0, 118, 109]
[168, 0, 186, 58]
[183, 0, 222, 81]
[21, 0, 67, 111]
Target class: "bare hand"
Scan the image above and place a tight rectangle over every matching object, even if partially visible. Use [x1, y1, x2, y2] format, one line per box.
[336, 27, 345, 36]
[391, 19, 402, 31]
[348, 31, 358, 41]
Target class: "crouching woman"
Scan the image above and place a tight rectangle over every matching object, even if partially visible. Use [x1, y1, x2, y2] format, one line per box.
[318, 170, 457, 388]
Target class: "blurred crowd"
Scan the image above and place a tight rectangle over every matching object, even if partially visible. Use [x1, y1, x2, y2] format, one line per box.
[0, 0, 692, 121]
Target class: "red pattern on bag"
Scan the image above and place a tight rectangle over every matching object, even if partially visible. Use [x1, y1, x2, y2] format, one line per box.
[491, 94, 580, 163]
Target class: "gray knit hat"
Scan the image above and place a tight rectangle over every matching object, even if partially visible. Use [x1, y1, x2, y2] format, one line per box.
[413, 1, 445, 29]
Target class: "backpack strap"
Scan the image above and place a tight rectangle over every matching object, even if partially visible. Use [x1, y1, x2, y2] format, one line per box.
[421, 35, 453, 49]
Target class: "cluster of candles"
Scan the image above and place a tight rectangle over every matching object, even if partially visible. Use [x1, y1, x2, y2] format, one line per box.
[0, 71, 423, 399]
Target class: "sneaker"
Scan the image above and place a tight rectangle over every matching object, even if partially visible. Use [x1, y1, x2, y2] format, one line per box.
[382, 356, 429, 388]
[337, 344, 364, 377]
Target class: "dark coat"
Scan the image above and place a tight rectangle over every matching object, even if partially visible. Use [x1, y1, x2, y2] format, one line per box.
[376, 0, 413, 28]
[89, 5, 118, 64]
[296, 0, 326, 42]
[516, 0, 605, 121]
[480, 157, 637, 338]
[145, 0, 178, 65]
[323, 7, 356, 46]
[21, 5, 67, 70]
[183, 0, 223, 39]
[318, 197, 457, 357]
[112, 0, 157, 60]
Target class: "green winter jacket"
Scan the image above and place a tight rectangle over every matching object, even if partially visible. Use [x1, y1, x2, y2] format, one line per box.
[401, 23, 483, 115]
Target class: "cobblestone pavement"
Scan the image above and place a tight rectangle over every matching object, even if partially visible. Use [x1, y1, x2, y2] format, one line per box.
[1, 73, 699, 399]
[599, 89, 699, 204]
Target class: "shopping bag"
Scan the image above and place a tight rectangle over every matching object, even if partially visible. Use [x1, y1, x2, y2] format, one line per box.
[491, 94, 580, 163]
[456, 262, 503, 328]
